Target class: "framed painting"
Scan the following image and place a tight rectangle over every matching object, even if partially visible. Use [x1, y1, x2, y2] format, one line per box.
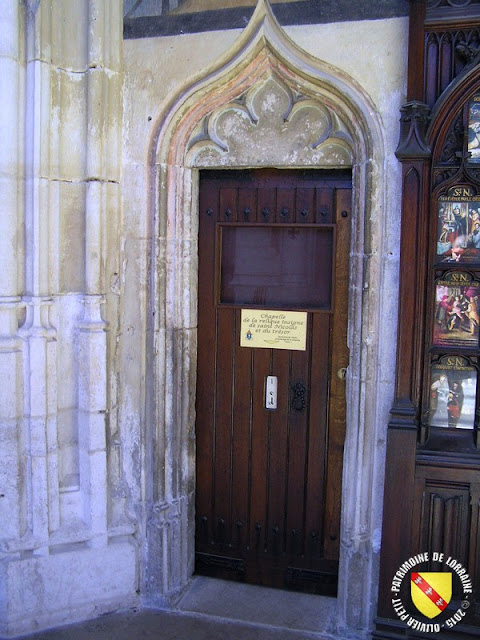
[436, 185, 480, 263]
[429, 356, 477, 429]
[433, 272, 480, 347]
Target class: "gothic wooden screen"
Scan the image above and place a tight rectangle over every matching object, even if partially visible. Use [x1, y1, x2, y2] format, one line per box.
[376, 1, 480, 638]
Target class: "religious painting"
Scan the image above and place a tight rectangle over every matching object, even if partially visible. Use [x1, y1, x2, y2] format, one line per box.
[437, 185, 480, 262]
[468, 95, 480, 163]
[433, 272, 480, 347]
[429, 356, 477, 429]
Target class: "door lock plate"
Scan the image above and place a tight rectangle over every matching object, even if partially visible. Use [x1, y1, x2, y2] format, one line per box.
[265, 376, 278, 410]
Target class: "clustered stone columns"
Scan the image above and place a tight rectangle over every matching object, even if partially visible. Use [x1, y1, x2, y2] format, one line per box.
[0, 2, 136, 637]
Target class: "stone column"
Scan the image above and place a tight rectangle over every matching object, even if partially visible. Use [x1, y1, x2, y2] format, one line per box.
[0, 1, 26, 549]
[76, 0, 125, 543]
[145, 163, 197, 604]
[22, 2, 60, 551]
[2, 2, 136, 636]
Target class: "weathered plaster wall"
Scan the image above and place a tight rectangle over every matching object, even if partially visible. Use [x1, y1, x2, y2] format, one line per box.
[124, 19, 406, 162]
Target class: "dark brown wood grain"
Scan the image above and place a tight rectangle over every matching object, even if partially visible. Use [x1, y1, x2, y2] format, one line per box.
[195, 169, 351, 593]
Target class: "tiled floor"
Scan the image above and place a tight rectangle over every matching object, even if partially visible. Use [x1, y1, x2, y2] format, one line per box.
[12, 577, 345, 640]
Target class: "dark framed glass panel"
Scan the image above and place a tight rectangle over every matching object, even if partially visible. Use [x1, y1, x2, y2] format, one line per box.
[436, 186, 480, 263]
[429, 356, 477, 430]
[433, 272, 480, 347]
[219, 224, 333, 309]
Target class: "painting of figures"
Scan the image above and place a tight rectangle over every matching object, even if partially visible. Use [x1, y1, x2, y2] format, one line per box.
[429, 357, 477, 429]
[434, 275, 480, 347]
[437, 195, 480, 262]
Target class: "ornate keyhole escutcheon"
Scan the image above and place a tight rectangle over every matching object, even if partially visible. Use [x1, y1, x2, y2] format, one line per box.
[291, 382, 307, 411]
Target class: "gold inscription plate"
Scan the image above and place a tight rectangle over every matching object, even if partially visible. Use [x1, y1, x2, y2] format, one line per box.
[240, 309, 307, 351]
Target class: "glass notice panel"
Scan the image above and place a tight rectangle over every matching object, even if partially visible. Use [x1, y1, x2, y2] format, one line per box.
[429, 356, 477, 429]
[219, 225, 333, 309]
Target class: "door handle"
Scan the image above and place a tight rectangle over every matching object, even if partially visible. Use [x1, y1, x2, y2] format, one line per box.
[337, 367, 347, 380]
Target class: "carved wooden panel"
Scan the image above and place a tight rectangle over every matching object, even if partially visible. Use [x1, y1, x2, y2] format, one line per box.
[424, 28, 478, 107]
[413, 470, 470, 568]
[412, 466, 480, 619]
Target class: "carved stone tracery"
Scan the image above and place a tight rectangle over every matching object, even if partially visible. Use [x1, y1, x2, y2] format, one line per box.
[187, 74, 354, 167]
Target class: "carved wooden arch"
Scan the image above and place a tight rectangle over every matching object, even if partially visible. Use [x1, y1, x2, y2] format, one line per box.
[146, 0, 390, 631]
[429, 63, 480, 162]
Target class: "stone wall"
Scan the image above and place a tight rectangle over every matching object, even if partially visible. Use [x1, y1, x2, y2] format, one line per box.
[0, 2, 137, 637]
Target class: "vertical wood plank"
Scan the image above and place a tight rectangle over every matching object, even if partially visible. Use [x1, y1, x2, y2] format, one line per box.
[267, 348, 290, 555]
[214, 307, 235, 545]
[285, 346, 310, 556]
[304, 312, 330, 562]
[231, 309, 253, 551]
[249, 347, 271, 558]
[315, 186, 333, 223]
[294, 187, 315, 224]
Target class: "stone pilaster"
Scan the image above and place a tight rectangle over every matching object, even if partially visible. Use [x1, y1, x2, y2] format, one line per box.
[78, 295, 108, 542]
[0, 298, 24, 544]
[19, 297, 58, 547]
[0, 1, 26, 552]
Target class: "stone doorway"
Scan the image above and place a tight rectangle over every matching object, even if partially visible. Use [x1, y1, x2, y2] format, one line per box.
[146, 0, 390, 632]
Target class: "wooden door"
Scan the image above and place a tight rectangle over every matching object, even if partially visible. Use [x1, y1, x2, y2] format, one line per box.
[195, 169, 351, 595]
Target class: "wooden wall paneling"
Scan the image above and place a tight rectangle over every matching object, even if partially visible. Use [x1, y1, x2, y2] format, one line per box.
[376, 0, 480, 636]
[470, 482, 480, 608]
[414, 467, 471, 569]
[376, 428, 417, 618]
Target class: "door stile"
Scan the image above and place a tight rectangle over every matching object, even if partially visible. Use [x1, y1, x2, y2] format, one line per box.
[323, 187, 351, 560]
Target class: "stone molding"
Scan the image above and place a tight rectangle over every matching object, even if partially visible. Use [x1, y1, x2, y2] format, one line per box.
[186, 72, 354, 167]
[148, 0, 394, 633]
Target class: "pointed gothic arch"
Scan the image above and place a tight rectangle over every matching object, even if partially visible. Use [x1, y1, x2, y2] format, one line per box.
[145, 0, 394, 631]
